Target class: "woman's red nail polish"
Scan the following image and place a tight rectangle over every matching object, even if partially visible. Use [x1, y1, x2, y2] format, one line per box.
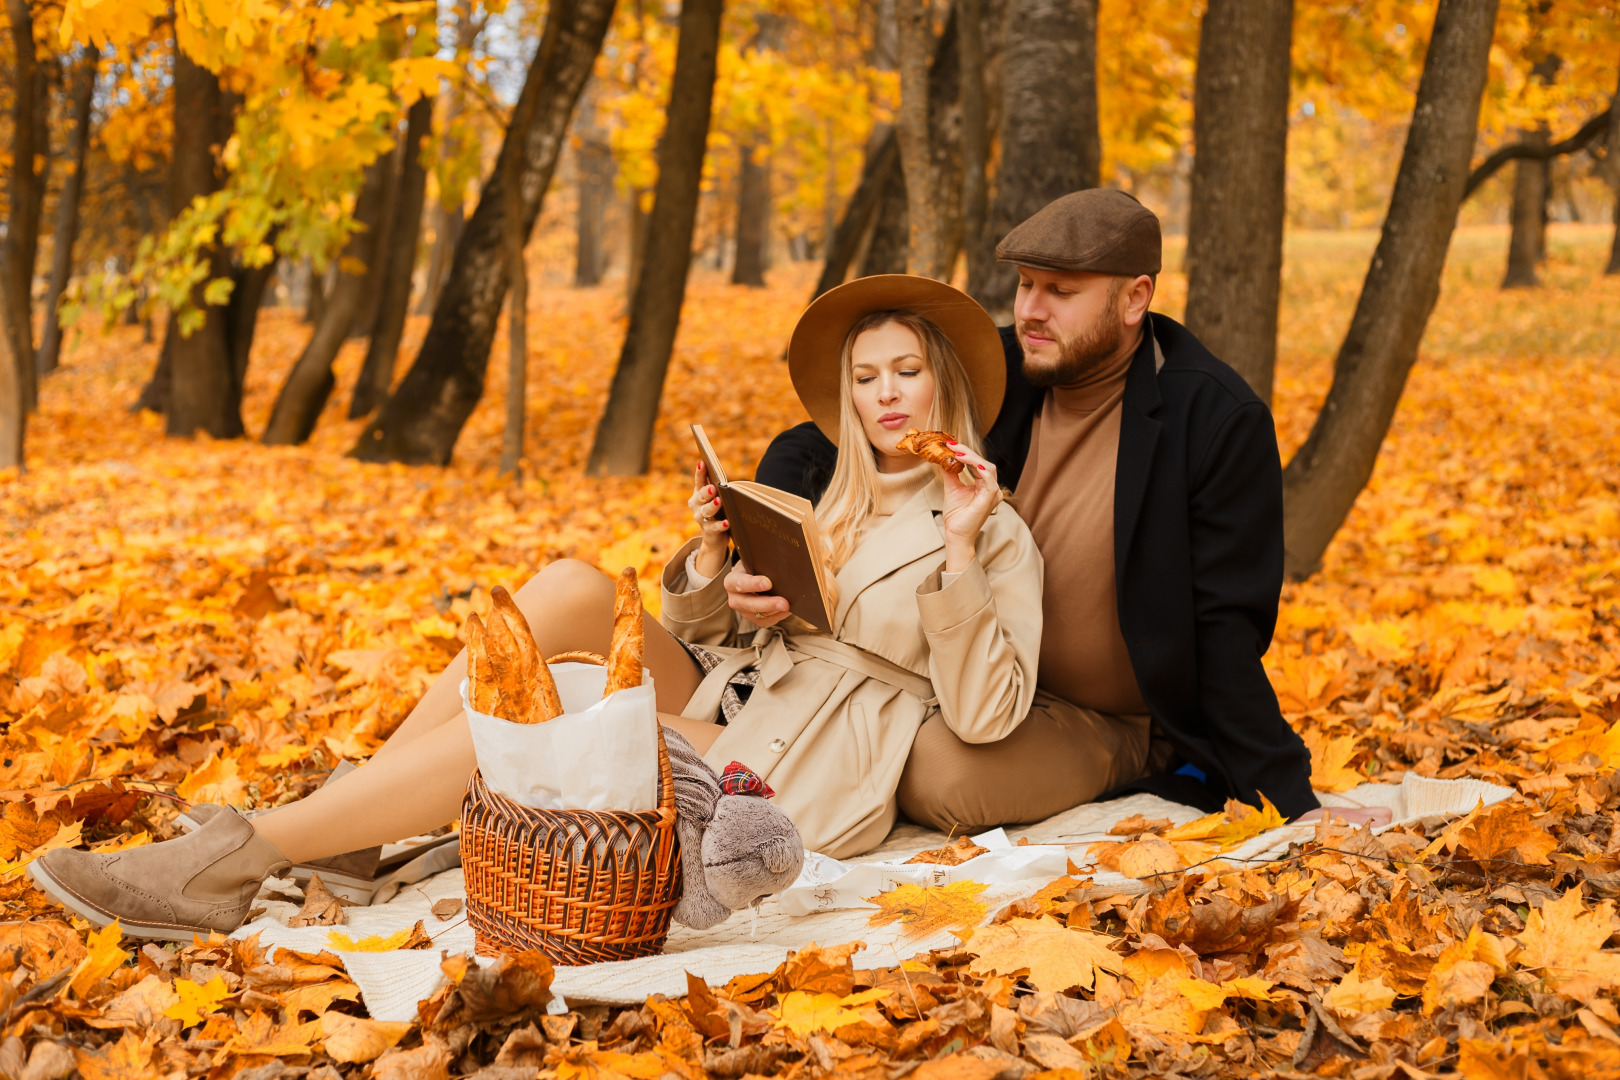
[977, 464, 986, 470]
[714, 497, 721, 506]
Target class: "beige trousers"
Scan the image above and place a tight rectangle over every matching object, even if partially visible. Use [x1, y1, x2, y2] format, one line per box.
[896, 690, 1171, 833]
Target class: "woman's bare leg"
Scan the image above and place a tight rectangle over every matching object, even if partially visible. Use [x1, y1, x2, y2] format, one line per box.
[254, 714, 478, 862]
[252, 560, 718, 860]
[367, 559, 706, 763]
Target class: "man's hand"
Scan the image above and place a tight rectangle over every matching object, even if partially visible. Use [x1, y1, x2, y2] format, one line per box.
[725, 565, 791, 628]
[1295, 806, 1392, 829]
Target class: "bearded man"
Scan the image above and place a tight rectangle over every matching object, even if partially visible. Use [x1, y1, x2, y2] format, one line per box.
[736, 189, 1384, 829]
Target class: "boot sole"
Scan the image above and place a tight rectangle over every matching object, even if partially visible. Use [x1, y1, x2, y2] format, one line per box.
[26, 860, 229, 944]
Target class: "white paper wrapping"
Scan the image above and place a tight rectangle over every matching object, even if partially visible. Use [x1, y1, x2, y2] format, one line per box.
[461, 665, 659, 811]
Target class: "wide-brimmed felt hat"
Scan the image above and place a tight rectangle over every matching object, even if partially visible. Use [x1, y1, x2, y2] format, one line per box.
[787, 275, 1005, 443]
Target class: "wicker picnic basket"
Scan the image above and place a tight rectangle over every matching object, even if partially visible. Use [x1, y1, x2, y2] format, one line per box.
[460, 650, 682, 963]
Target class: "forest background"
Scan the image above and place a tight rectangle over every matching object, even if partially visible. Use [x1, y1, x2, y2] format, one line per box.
[3, 0, 1620, 1077]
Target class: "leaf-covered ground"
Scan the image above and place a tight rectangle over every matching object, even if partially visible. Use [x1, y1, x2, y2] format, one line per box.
[2, 225, 1619, 1077]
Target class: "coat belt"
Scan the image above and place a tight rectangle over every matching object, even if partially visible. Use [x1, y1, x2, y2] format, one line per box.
[680, 627, 938, 723]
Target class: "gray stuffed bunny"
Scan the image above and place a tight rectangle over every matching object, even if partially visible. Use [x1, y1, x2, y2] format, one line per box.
[663, 728, 804, 930]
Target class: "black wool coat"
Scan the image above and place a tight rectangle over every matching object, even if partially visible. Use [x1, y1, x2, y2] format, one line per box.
[754, 313, 1319, 819]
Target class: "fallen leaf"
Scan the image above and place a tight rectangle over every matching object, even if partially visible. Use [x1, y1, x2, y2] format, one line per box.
[865, 881, 988, 937]
[774, 988, 892, 1036]
[431, 897, 463, 921]
[965, 916, 1124, 992]
[69, 920, 130, 999]
[904, 837, 989, 865]
[321, 1011, 414, 1063]
[288, 873, 351, 927]
[163, 974, 230, 1027]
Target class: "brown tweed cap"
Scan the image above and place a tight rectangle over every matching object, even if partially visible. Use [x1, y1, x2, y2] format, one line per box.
[995, 189, 1162, 276]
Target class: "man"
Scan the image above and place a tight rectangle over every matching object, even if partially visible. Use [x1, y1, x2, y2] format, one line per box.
[735, 189, 1386, 829]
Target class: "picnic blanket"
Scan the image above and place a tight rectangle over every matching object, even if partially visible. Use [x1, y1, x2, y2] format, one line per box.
[234, 772, 1512, 1022]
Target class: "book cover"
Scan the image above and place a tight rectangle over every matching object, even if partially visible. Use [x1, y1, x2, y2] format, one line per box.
[691, 425, 834, 633]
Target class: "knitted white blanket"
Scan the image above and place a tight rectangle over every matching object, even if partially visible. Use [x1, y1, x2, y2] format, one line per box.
[234, 772, 1511, 1022]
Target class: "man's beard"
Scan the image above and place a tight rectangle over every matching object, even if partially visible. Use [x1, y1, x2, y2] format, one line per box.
[1019, 313, 1124, 389]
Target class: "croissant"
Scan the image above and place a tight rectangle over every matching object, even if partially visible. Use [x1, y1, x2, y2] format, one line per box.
[603, 567, 645, 697]
[895, 428, 965, 475]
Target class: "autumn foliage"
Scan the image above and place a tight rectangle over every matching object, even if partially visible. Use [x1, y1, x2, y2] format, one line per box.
[0, 228, 1619, 1075]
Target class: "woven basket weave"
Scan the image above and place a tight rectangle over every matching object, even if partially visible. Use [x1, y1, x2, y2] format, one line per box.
[460, 651, 681, 963]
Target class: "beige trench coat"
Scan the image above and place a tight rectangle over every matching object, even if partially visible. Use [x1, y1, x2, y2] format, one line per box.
[659, 475, 1043, 857]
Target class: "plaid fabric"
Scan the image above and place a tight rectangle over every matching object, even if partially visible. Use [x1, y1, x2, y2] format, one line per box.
[678, 640, 760, 724]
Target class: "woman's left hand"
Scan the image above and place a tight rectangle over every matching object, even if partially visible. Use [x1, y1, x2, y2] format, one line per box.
[938, 441, 1001, 573]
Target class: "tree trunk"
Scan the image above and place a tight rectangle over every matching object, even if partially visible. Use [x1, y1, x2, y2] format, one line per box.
[351, 137, 404, 338]
[1182, 0, 1294, 405]
[858, 12, 961, 281]
[976, 0, 1100, 319]
[574, 83, 613, 287]
[3, 0, 47, 412]
[500, 39, 545, 479]
[306, 260, 330, 324]
[585, 0, 725, 477]
[351, 93, 434, 419]
[228, 255, 278, 394]
[263, 157, 392, 444]
[896, 2, 946, 278]
[1279, 0, 1499, 579]
[166, 50, 243, 439]
[1501, 126, 1548, 288]
[1607, 75, 1620, 275]
[958, 0, 991, 298]
[418, 205, 464, 313]
[352, 0, 617, 465]
[813, 128, 899, 299]
[732, 143, 770, 286]
[861, 165, 910, 276]
[133, 332, 173, 414]
[0, 296, 21, 469]
[37, 49, 99, 377]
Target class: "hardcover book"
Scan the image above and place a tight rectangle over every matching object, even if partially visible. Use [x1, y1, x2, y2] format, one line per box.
[691, 424, 835, 633]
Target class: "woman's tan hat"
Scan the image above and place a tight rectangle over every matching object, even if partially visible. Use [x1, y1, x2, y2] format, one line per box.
[787, 274, 1006, 443]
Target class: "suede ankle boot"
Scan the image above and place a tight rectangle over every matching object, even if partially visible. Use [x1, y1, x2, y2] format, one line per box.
[28, 807, 290, 942]
[175, 762, 383, 903]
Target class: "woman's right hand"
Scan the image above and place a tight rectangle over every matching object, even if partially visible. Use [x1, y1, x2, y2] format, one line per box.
[688, 462, 731, 581]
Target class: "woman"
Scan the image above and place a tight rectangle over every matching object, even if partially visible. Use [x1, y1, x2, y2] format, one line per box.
[29, 275, 1042, 942]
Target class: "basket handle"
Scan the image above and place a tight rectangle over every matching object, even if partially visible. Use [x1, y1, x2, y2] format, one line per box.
[546, 650, 607, 666]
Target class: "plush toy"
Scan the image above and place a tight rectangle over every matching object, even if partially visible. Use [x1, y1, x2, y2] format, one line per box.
[663, 728, 804, 930]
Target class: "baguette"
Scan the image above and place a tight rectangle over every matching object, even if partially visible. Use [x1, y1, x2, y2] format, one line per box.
[603, 567, 645, 697]
[490, 585, 563, 723]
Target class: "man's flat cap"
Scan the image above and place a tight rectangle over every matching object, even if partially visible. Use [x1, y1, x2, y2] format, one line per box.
[996, 188, 1162, 276]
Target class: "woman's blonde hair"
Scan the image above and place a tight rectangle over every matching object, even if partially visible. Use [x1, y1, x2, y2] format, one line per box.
[816, 310, 984, 576]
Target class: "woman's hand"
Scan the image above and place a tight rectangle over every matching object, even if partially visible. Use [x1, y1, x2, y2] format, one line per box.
[938, 441, 1001, 574]
[688, 462, 731, 581]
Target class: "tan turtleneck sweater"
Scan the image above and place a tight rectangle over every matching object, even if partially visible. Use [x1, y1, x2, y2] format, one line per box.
[1011, 345, 1148, 716]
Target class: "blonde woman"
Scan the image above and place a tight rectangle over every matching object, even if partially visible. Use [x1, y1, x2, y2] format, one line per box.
[29, 275, 1042, 941]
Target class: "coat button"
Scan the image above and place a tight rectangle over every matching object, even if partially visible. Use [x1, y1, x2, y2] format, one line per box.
[768, 739, 786, 753]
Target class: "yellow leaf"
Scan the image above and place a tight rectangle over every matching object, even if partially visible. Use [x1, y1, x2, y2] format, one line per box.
[163, 975, 230, 1027]
[865, 880, 988, 938]
[0, 819, 84, 877]
[1325, 968, 1397, 1016]
[70, 920, 130, 999]
[774, 988, 891, 1036]
[1514, 889, 1620, 1005]
[327, 928, 412, 952]
[1174, 978, 1230, 1011]
[1161, 796, 1288, 849]
[1301, 730, 1367, 793]
[966, 916, 1124, 993]
[176, 754, 246, 807]
[321, 1012, 413, 1063]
